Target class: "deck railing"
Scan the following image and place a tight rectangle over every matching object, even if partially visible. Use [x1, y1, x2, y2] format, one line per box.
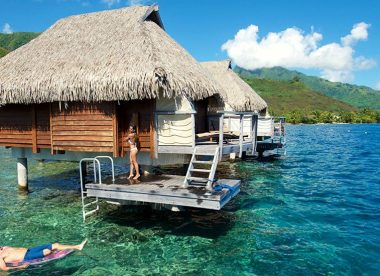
[217, 111, 258, 160]
[273, 117, 286, 138]
[154, 110, 259, 159]
[258, 116, 286, 139]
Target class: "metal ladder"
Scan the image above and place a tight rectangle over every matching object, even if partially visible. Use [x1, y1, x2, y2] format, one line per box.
[183, 146, 219, 190]
[79, 156, 115, 222]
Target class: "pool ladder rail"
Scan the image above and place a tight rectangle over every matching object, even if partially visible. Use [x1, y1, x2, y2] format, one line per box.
[79, 156, 115, 222]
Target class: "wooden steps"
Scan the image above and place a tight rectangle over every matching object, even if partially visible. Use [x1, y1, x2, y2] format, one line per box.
[183, 146, 219, 190]
[192, 160, 213, 164]
[190, 168, 211, 173]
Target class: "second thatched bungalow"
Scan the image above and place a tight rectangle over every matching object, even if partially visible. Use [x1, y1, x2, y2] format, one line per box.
[201, 60, 286, 157]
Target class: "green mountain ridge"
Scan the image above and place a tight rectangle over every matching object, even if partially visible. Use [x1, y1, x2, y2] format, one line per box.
[0, 46, 9, 58]
[0, 32, 40, 57]
[235, 66, 380, 110]
[244, 78, 357, 114]
[243, 78, 379, 123]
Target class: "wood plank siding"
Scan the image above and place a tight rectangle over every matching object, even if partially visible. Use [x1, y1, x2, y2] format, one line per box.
[0, 100, 155, 157]
[36, 104, 51, 149]
[51, 102, 115, 154]
[0, 104, 50, 151]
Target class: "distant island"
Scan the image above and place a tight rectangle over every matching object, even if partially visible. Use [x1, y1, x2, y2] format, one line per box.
[1, 32, 379, 124]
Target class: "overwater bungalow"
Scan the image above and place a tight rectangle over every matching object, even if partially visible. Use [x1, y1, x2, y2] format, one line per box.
[0, 6, 256, 219]
[201, 60, 286, 157]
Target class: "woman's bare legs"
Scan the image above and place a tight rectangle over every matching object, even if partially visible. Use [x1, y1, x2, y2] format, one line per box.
[128, 153, 134, 179]
[52, 240, 87, 252]
[131, 150, 140, 180]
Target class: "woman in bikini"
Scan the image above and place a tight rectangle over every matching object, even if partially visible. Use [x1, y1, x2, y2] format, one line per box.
[128, 125, 140, 180]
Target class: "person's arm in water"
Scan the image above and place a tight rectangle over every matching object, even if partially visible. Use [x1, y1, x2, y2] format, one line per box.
[0, 252, 28, 271]
[0, 255, 8, 271]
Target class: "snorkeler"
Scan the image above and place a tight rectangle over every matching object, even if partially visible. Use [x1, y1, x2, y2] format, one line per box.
[0, 240, 87, 271]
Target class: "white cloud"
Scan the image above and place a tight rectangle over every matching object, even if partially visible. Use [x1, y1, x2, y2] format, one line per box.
[2, 23, 13, 34]
[355, 56, 376, 70]
[101, 0, 121, 7]
[341, 22, 369, 46]
[127, 0, 148, 6]
[101, 0, 147, 7]
[222, 22, 376, 83]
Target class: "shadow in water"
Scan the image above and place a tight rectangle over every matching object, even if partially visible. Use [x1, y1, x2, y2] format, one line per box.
[9, 264, 83, 276]
[28, 168, 81, 192]
[102, 205, 235, 240]
[243, 154, 283, 163]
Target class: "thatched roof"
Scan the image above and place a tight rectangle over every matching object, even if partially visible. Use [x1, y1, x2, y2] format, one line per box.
[0, 5, 220, 105]
[201, 60, 268, 112]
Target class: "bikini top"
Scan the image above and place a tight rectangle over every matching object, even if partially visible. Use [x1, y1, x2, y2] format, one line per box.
[128, 139, 135, 145]
[128, 133, 137, 146]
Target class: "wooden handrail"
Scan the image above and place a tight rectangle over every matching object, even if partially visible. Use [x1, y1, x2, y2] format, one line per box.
[219, 113, 224, 160]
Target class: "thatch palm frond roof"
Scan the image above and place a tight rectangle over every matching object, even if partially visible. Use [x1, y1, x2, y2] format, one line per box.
[0, 6, 220, 105]
[201, 60, 268, 112]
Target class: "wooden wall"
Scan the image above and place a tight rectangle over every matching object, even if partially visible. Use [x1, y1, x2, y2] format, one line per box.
[36, 103, 51, 149]
[0, 104, 51, 152]
[0, 101, 155, 157]
[50, 102, 115, 154]
[0, 104, 33, 148]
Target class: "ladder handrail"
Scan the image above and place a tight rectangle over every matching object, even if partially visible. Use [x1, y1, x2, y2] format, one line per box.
[80, 158, 102, 185]
[79, 158, 101, 222]
[94, 156, 115, 183]
[183, 147, 197, 187]
[207, 146, 220, 190]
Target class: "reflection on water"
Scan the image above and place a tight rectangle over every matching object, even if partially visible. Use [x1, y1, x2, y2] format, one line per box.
[0, 124, 379, 275]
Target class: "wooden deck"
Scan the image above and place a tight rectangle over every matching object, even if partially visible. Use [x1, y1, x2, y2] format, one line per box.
[85, 174, 240, 210]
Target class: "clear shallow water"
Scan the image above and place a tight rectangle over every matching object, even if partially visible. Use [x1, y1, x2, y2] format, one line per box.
[1, 124, 379, 275]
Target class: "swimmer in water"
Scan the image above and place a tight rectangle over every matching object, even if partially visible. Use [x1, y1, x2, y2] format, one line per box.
[0, 240, 87, 271]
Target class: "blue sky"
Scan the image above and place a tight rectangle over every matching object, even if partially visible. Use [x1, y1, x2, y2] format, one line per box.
[1, 0, 379, 89]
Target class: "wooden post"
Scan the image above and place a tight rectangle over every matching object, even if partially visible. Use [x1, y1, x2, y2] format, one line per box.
[191, 113, 196, 148]
[112, 102, 119, 157]
[17, 158, 28, 190]
[219, 113, 224, 160]
[154, 113, 158, 159]
[252, 115, 258, 154]
[239, 114, 244, 158]
[49, 103, 56, 155]
[31, 105, 38, 153]
[150, 107, 155, 159]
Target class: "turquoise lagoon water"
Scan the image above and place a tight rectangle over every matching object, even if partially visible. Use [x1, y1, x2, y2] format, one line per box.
[0, 124, 379, 275]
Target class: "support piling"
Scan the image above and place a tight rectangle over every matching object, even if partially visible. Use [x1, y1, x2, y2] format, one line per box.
[17, 158, 28, 190]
